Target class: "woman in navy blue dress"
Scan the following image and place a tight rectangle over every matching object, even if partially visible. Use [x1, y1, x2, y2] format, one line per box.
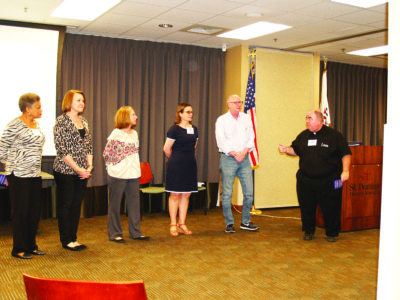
[163, 103, 198, 237]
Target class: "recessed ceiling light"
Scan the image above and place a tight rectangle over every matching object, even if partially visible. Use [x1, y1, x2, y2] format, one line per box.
[181, 25, 227, 36]
[158, 24, 173, 28]
[187, 26, 222, 35]
[347, 45, 388, 56]
[331, 0, 387, 8]
[245, 12, 263, 17]
[217, 21, 291, 40]
[51, 0, 121, 21]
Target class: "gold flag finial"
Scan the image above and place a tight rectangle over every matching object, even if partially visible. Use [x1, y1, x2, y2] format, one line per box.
[248, 49, 256, 59]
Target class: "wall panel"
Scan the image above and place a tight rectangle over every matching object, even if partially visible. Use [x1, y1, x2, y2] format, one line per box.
[254, 48, 318, 208]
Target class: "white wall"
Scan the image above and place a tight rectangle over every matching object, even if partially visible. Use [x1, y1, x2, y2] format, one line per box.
[377, 1, 400, 299]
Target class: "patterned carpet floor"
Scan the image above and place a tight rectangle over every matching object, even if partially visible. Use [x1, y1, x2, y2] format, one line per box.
[0, 207, 379, 299]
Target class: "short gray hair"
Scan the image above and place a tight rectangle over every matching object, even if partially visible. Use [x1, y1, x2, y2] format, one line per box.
[19, 93, 40, 113]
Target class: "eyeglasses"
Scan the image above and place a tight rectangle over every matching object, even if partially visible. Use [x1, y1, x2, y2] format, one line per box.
[184, 111, 193, 114]
[228, 101, 243, 105]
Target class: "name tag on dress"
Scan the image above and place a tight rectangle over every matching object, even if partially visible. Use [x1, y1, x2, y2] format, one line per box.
[187, 127, 194, 134]
[308, 139, 317, 146]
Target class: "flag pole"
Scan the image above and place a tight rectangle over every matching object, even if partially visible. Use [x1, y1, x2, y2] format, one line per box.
[246, 50, 262, 215]
[320, 57, 331, 126]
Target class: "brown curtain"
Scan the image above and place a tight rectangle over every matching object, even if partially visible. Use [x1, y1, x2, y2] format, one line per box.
[322, 61, 387, 146]
[59, 34, 225, 187]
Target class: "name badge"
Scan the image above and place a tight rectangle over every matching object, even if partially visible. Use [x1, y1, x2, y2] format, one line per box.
[187, 127, 194, 134]
[308, 139, 317, 146]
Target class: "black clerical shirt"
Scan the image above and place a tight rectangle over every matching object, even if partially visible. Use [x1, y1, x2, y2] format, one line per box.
[291, 125, 352, 179]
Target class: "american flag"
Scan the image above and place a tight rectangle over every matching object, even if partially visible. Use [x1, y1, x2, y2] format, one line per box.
[244, 62, 259, 169]
[320, 69, 331, 126]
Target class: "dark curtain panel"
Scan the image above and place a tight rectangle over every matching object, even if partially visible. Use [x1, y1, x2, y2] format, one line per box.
[321, 61, 387, 146]
[60, 34, 224, 187]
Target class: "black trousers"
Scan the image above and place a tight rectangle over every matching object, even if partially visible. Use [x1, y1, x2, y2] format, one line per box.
[7, 173, 42, 255]
[53, 171, 87, 246]
[296, 170, 343, 237]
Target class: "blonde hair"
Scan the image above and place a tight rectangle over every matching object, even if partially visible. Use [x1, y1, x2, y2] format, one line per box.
[62, 90, 86, 114]
[114, 106, 135, 129]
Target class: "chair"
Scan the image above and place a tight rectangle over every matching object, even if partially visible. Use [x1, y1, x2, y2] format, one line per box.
[189, 183, 209, 215]
[198, 183, 209, 215]
[23, 273, 148, 300]
[139, 162, 166, 217]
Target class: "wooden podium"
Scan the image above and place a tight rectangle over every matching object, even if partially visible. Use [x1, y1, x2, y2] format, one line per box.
[316, 146, 383, 231]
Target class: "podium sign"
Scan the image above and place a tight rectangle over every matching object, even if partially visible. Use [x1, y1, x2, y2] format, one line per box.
[316, 146, 383, 231]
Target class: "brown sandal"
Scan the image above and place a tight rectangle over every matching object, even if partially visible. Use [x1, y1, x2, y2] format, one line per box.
[177, 224, 192, 235]
[170, 224, 179, 237]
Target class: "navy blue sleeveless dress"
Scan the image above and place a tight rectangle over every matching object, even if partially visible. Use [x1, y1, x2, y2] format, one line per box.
[165, 125, 198, 193]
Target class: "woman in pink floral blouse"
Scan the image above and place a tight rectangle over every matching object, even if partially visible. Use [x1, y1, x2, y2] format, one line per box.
[103, 106, 149, 243]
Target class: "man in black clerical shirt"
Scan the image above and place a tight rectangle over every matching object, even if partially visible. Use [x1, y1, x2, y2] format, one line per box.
[278, 110, 352, 242]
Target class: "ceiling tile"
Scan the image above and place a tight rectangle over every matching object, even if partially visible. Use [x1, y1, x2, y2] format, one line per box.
[294, 1, 362, 18]
[177, 0, 242, 14]
[333, 10, 386, 26]
[0, 0, 388, 68]
[250, 0, 324, 11]
[109, 2, 171, 18]
[93, 13, 149, 27]
[80, 23, 136, 35]
[159, 31, 210, 43]
[156, 8, 214, 24]
[124, 0, 187, 7]
[119, 27, 167, 40]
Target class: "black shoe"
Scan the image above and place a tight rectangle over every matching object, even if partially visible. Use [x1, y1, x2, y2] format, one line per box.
[225, 224, 235, 233]
[303, 232, 314, 241]
[62, 244, 81, 251]
[132, 236, 150, 241]
[28, 250, 46, 255]
[327, 236, 337, 242]
[75, 244, 87, 250]
[73, 241, 87, 250]
[111, 237, 126, 243]
[12, 252, 33, 259]
[240, 222, 260, 231]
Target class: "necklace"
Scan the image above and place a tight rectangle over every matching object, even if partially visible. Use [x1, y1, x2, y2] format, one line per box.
[19, 115, 36, 129]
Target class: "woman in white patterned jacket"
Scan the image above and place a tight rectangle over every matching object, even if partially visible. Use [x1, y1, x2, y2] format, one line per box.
[0, 93, 46, 260]
[103, 106, 149, 243]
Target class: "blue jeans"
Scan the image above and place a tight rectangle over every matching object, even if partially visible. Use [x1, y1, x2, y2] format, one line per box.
[220, 154, 253, 225]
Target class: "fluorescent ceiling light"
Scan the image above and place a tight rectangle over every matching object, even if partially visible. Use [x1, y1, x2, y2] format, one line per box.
[331, 0, 387, 8]
[217, 21, 291, 40]
[347, 45, 388, 56]
[51, 0, 121, 21]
